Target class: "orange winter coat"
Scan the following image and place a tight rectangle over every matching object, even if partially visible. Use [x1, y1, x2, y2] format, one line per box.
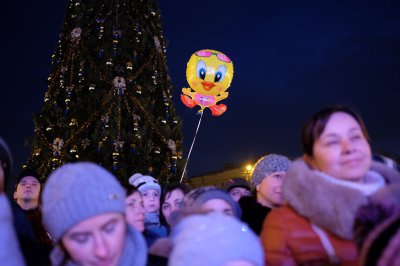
[258, 158, 399, 266]
[260, 206, 358, 266]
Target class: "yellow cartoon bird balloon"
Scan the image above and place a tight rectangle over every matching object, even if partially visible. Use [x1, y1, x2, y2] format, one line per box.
[181, 49, 234, 116]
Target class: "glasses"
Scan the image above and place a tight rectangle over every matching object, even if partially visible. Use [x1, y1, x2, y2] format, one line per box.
[195, 50, 232, 63]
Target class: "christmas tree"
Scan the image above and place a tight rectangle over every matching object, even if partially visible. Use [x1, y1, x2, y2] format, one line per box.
[26, 0, 183, 185]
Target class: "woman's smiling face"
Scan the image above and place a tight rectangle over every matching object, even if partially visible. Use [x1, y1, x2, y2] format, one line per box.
[308, 111, 372, 182]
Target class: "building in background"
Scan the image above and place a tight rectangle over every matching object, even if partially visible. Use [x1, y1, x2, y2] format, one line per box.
[189, 163, 254, 189]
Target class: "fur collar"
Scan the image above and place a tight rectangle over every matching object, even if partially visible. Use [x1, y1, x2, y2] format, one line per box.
[282, 158, 391, 240]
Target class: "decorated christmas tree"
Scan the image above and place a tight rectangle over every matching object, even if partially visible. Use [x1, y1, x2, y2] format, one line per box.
[26, 0, 183, 184]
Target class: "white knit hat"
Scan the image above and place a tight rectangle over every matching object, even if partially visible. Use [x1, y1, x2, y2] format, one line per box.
[129, 173, 161, 194]
[169, 212, 264, 266]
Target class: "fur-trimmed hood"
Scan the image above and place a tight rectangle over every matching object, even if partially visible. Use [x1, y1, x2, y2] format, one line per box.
[282, 158, 400, 240]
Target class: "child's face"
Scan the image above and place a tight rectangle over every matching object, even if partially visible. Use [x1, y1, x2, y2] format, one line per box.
[141, 189, 160, 213]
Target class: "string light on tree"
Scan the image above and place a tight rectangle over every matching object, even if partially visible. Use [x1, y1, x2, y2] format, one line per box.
[26, 0, 183, 184]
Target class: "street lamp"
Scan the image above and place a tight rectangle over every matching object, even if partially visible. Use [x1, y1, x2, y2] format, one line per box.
[246, 164, 252, 172]
[245, 164, 253, 182]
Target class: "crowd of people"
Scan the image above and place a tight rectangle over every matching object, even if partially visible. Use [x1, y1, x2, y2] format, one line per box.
[1, 104, 399, 266]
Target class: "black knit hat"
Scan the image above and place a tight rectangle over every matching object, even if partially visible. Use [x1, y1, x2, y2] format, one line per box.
[224, 177, 250, 192]
[0, 137, 13, 189]
[16, 168, 41, 186]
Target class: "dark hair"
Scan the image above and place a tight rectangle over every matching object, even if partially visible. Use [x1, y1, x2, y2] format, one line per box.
[15, 168, 42, 191]
[125, 184, 140, 197]
[301, 105, 370, 157]
[361, 213, 400, 266]
[161, 183, 191, 204]
[160, 183, 191, 227]
[14, 169, 43, 205]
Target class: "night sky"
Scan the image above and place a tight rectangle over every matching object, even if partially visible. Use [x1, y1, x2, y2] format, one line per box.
[1, 1, 399, 182]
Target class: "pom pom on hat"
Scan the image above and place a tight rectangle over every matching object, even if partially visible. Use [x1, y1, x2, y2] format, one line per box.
[169, 212, 264, 266]
[129, 173, 161, 194]
[42, 162, 125, 242]
[251, 154, 291, 187]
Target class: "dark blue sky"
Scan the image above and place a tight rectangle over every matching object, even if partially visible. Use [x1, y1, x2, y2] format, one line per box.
[1, 1, 399, 180]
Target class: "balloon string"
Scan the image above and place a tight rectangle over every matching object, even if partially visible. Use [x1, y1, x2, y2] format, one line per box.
[180, 111, 204, 183]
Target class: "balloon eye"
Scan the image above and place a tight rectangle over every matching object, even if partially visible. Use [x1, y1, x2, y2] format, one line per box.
[196, 60, 207, 80]
[199, 68, 206, 80]
[215, 72, 222, 82]
[214, 65, 226, 82]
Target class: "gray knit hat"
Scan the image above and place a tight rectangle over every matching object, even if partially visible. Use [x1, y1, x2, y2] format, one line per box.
[251, 154, 291, 187]
[169, 212, 264, 266]
[129, 173, 161, 194]
[42, 162, 126, 242]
